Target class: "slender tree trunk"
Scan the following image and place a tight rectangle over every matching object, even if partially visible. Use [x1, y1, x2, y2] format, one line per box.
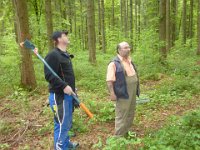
[130, 0, 134, 49]
[138, 0, 141, 41]
[159, 0, 167, 60]
[74, 0, 77, 37]
[80, 0, 84, 49]
[68, 0, 73, 33]
[61, 0, 67, 28]
[124, 0, 128, 37]
[112, 0, 115, 28]
[45, 0, 54, 50]
[87, 0, 96, 63]
[101, 0, 106, 53]
[171, 0, 177, 47]
[13, 0, 36, 88]
[135, 0, 138, 48]
[189, 0, 193, 47]
[33, 0, 43, 50]
[98, 0, 102, 50]
[197, 0, 200, 55]
[166, 0, 170, 51]
[182, 0, 187, 45]
[121, 0, 125, 33]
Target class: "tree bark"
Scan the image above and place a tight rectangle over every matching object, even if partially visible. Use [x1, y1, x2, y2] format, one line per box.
[138, 0, 141, 41]
[159, 0, 167, 60]
[166, 0, 170, 51]
[171, 0, 177, 47]
[98, 0, 102, 50]
[45, 0, 54, 50]
[130, 0, 134, 49]
[111, 0, 115, 28]
[182, 0, 187, 45]
[189, 0, 194, 40]
[87, 0, 96, 63]
[197, 0, 200, 55]
[134, 0, 138, 48]
[101, 0, 106, 53]
[13, 0, 36, 88]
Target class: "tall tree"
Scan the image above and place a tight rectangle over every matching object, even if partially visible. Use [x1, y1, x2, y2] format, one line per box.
[134, 0, 138, 48]
[120, 0, 125, 33]
[124, 0, 128, 37]
[182, 0, 187, 44]
[138, 0, 141, 41]
[87, 0, 96, 63]
[159, 0, 167, 60]
[45, 0, 54, 50]
[111, 0, 115, 28]
[12, 0, 36, 88]
[101, 0, 106, 53]
[189, 0, 194, 40]
[98, 0, 102, 50]
[197, 0, 200, 55]
[166, 0, 170, 51]
[130, 0, 134, 49]
[171, 0, 177, 46]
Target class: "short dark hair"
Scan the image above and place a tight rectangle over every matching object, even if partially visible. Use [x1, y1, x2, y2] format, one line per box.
[52, 30, 68, 42]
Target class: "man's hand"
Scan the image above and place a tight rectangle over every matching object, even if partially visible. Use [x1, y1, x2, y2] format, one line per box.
[63, 85, 75, 95]
[110, 92, 117, 101]
[107, 81, 117, 101]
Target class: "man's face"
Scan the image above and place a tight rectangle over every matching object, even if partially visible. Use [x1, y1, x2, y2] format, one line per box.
[58, 34, 70, 46]
[119, 42, 131, 58]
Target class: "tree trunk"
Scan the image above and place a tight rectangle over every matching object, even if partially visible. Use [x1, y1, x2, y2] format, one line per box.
[120, 0, 125, 33]
[45, 0, 54, 50]
[130, 0, 133, 49]
[159, 0, 167, 60]
[171, 0, 177, 47]
[101, 0, 106, 53]
[61, 0, 67, 28]
[74, 0, 77, 37]
[182, 0, 187, 45]
[112, 0, 115, 28]
[32, 0, 43, 50]
[197, 0, 200, 55]
[124, 0, 128, 37]
[138, 0, 141, 41]
[87, 0, 96, 63]
[12, 0, 36, 88]
[166, 0, 170, 51]
[189, 0, 193, 44]
[68, 0, 73, 33]
[98, 0, 102, 50]
[134, 0, 138, 48]
[80, 0, 85, 49]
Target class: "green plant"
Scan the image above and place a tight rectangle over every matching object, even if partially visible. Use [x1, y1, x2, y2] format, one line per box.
[142, 109, 200, 150]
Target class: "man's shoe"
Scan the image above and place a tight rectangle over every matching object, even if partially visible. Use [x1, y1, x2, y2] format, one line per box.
[68, 141, 79, 150]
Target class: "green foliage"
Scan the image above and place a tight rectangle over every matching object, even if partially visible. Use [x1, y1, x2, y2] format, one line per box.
[37, 121, 53, 135]
[0, 120, 15, 135]
[103, 136, 141, 150]
[0, 143, 10, 150]
[142, 109, 200, 150]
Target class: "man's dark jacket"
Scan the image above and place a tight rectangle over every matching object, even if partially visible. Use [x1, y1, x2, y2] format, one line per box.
[44, 48, 75, 94]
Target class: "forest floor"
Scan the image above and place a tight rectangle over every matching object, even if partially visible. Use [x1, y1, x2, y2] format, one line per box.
[0, 79, 200, 150]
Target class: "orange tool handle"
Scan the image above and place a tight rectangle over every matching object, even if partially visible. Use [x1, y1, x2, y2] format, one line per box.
[79, 103, 94, 118]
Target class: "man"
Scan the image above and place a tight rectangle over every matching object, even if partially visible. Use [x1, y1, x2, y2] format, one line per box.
[44, 30, 79, 149]
[106, 42, 140, 137]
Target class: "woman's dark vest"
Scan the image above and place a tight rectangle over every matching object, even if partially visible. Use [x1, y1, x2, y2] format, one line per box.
[112, 56, 140, 99]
